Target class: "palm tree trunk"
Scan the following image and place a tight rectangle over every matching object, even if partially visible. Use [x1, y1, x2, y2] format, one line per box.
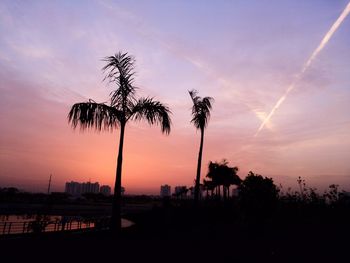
[194, 128, 204, 205]
[111, 122, 126, 233]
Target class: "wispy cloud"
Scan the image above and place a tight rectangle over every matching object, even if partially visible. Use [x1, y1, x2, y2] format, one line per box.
[255, 1, 350, 136]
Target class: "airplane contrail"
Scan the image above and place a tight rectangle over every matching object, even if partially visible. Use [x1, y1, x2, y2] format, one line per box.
[255, 2, 350, 137]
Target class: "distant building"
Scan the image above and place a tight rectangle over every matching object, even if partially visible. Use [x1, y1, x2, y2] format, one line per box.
[160, 184, 171, 197]
[174, 186, 188, 198]
[100, 185, 111, 196]
[65, 181, 82, 196]
[65, 181, 100, 196]
[81, 182, 100, 194]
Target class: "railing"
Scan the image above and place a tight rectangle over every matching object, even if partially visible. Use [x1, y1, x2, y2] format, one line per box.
[0, 217, 110, 236]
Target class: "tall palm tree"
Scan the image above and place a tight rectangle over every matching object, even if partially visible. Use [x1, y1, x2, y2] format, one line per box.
[68, 52, 171, 233]
[189, 89, 213, 204]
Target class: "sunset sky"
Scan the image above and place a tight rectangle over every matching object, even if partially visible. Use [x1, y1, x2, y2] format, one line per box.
[1, 0, 350, 194]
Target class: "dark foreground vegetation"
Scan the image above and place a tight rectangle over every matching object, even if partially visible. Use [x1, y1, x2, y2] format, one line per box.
[1, 201, 349, 262]
[1, 175, 349, 263]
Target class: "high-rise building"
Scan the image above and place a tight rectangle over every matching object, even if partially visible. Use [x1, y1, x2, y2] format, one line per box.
[65, 181, 82, 196]
[160, 184, 171, 197]
[81, 182, 100, 194]
[65, 181, 100, 196]
[174, 186, 188, 197]
[100, 185, 111, 196]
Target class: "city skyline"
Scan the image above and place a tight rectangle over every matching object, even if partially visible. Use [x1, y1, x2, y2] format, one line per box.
[65, 180, 111, 196]
[1, 1, 350, 194]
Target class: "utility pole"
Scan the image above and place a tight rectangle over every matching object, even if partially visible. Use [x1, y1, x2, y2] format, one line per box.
[47, 174, 52, 195]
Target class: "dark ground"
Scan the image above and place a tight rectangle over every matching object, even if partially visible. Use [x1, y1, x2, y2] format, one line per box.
[0, 203, 349, 263]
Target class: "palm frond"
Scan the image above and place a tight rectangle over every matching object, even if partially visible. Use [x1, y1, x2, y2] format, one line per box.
[131, 97, 171, 134]
[102, 52, 137, 108]
[68, 100, 122, 131]
[102, 52, 135, 81]
[189, 89, 199, 104]
[108, 85, 137, 112]
[188, 89, 214, 130]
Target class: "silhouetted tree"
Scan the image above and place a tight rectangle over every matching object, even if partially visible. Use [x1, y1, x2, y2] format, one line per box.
[238, 171, 279, 215]
[324, 184, 340, 205]
[189, 90, 213, 204]
[175, 186, 188, 199]
[0, 187, 19, 195]
[203, 179, 215, 198]
[68, 52, 171, 233]
[206, 160, 241, 200]
[297, 176, 306, 201]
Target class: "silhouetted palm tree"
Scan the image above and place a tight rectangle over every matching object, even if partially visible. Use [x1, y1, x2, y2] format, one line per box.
[203, 179, 215, 198]
[206, 160, 241, 200]
[68, 52, 171, 232]
[189, 90, 213, 204]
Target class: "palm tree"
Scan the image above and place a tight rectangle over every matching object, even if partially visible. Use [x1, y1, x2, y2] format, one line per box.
[188, 90, 213, 204]
[203, 179, 215, 198]
[206, 160, 241, 200]
[68, 52, 171, 233]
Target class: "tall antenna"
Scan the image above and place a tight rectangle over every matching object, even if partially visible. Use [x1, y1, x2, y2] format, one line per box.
[47, 174, 52, 195]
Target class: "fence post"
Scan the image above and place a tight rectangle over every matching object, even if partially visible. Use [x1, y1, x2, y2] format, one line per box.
[3, 222, 6, 235]
[8, 222, 12, 234]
